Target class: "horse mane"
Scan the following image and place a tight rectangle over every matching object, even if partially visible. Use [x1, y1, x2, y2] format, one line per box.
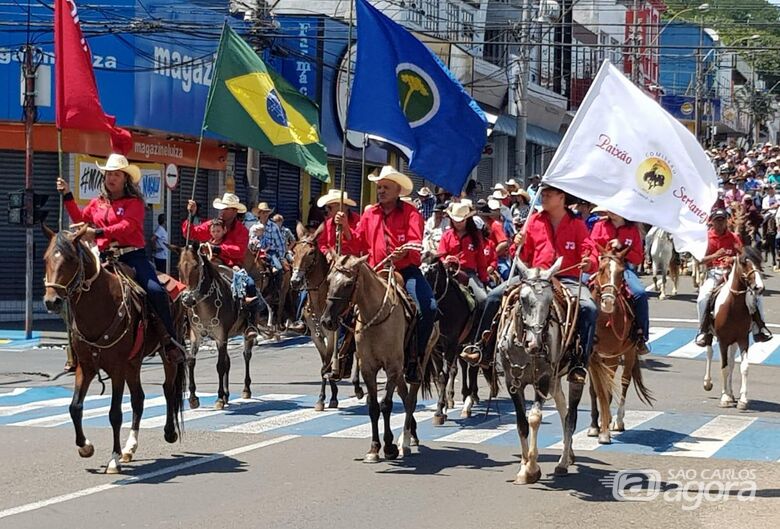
[45, 231, 79, 261]
[740, 245, 764, 271]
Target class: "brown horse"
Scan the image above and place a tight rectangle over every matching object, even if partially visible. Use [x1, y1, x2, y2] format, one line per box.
[587, 246, 653, 445]
[289, 230, 363, 411]
[174, 242, 256, 410]
[703, 247, 764, 410]
[243, 249, 294, 331]
[42, 225, 184, 474]
[321, 255, 435, 462]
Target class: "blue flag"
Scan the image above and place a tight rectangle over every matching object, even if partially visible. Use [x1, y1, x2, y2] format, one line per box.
[348, 0, 488, 194]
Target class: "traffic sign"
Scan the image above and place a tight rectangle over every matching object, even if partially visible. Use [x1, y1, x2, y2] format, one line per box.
[165, 164, 179, 190]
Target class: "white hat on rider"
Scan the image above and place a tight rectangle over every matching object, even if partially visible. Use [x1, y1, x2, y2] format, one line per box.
[213, 192, 247, 213]
[368, 165, 413, 196]
[445, 201, 474, 223]
[96, 153, 141, 184]
[317, 189, 357, 208]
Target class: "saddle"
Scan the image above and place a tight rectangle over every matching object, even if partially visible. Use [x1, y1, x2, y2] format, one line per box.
[376, 268, 417, 348]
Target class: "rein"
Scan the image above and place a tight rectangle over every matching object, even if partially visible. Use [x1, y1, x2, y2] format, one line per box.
[292, 240, 329, 292]
[329, 261, 398, 335]
[44, 243, 101, 301]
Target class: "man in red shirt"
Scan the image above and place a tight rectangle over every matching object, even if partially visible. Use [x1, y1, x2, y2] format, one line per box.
[317, 189, 362, 256]
[184, 193, 249, 267]
[695, 208, 772, 346]
[336, 165, 436, 383]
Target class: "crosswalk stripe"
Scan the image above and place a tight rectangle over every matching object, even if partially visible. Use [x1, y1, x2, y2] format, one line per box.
[436, 409, 554, 444]
[548, 410, 663, 451]
[0, 388, 29, 398]
[0, 395, 109, 418]
[738, 336, 780, 365]
[665, 415, 757, 458]
[218, 397, 365, 434]
[9, 396, 169, 428]
[667, 340, 705, 359]
[323, 404, 440, 439]
[648, 326, 675, 342]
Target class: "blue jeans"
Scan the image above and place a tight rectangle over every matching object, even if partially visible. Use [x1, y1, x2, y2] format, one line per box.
[624, 268, 649, 341]
[400, 266, 437, 357]
[119, 250, 176, 340]
[497, 257, 511, 281]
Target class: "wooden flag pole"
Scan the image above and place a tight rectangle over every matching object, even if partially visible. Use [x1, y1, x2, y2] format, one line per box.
[335, 0, 355, 257]
[56, 126, 76, 371]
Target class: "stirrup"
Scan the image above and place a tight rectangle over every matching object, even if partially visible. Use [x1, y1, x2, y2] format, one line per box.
[695, 332, 712, 347]
[460, 344, 483, 366]
[567, 365, 587, 384]
[754, 327, 772, 343]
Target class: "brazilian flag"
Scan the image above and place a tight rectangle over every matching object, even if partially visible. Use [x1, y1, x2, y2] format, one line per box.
[205, 24, 329, 181]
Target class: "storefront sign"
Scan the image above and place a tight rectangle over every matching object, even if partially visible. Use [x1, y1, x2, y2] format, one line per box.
[74, 154, 163, 205]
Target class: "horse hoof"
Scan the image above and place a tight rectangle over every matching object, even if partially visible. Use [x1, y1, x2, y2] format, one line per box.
[609, 422, 625, 432]
[189, 396, 200, 409]
[214, 399, 225, 410]
[554, 466, 569, 477]
[164, 430, 178, 444]
[105, 455, 121, 475]
[432, 415, 446, 426]
[120, 452, 133, 463]
[363, 453, 380, 464]
[328, 400, 339, 409]
[703, 381, 713, 392]
[460, 409, 471, 419]
[241, 390, 252, 400]
[515, 467, 541, 485]
[446, 399, 455, 410]
[586, 427, 599, 437]
[78, 441, 94, 459]
[384, 445, 399, 460]
[314, 400, 325, 412]
[598, 432, 612, 445]
[737, 400, 749, 411]
[410, 437, 419, 447]
[719, 399, 735, 408]
[354, 387, 365, 400]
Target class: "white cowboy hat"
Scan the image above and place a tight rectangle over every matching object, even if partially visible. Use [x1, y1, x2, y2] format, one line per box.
[213, 192, 247, 213]
[445, 201, 474, 223]
[417, 186, 433, 197]
[505, 178, 519, 189]
[491, 189, 508, 200]
[459, 198, 473, 209]
[317, 189, 357, 208]
[487, 198, 503, 211]
[96, 153, 141, 184]
[368, 165, 414, 196]
[511, 188, 531, 202]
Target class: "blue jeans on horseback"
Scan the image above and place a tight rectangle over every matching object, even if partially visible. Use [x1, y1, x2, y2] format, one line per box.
[400, 266, 437, 383]
[624, 266, 650, 353]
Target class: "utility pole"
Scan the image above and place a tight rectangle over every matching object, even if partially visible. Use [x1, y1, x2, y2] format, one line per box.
[514, 0, 531, 187]
[22, 44, 37, 339]
[694, 46, 702, 143]
[631, 0, 640, 84]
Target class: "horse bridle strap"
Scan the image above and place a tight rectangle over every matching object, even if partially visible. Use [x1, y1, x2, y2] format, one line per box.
[44, 243, 101, 298]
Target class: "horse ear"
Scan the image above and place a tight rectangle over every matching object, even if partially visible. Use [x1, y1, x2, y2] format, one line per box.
[595, 242, 607, 256]
[295, 221, 307, 240]
[618, 245, 631, 259]
[72, 223, 89, 243]
[545, 256, 564, 278]
[356, 254, 370, 266]
[41, 223, 56, 240]
[515, 256, 530, 278]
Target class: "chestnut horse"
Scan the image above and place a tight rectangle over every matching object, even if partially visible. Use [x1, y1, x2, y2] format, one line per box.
[703, 247, 764, 410]
[289, 231, 363, 410]
[42, 226, 184, 474]
[588, 246, 653, 445]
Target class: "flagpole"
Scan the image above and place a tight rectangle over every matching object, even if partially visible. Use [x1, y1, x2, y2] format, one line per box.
[335, 0, 355, 257]
[187, 21, 229, 247]
[56, 128, 65, 231]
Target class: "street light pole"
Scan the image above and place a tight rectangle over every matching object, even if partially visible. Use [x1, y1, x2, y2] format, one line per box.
[22, 45, 37, 339]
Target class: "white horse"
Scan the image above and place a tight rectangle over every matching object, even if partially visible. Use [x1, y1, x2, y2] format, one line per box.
[646, 227, 677, 299]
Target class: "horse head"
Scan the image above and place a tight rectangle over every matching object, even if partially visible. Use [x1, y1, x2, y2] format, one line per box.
[290, 237, 325, 290]
[515, 257, 562, 354]
[593, 243, 629, 314]
[322, 254, 368, 331]
[738, 246, 765, 295]
[42, 224, 95, 314]
[176, 242, 209, 308]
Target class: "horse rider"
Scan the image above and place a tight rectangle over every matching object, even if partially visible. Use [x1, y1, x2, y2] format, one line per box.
[437, 201, 489, 302]
[590, 210, 651, 355]
[57, 153, 184, 363]
[249, 201, 289, 287]
[184, 193, 259, 339]
[335, 165, 437, 384]
[462, 184, 598, 384]
[477, 199, 511, 279]
[695, 208, 772, 346]
[317, 189, 362, 257]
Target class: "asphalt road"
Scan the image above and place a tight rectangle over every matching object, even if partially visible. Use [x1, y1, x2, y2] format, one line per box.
[1, 270, 779, 529]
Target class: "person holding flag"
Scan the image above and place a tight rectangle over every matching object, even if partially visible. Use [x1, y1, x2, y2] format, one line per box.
[335, 166, 435, 384]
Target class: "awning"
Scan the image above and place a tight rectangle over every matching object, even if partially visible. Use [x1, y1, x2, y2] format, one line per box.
[491, 114, 563, 148]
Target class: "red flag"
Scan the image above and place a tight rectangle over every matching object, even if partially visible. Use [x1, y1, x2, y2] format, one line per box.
[54, 0, 132, 154]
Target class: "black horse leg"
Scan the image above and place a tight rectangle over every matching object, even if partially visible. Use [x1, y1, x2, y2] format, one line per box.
[351, 354, 364, 399]
[70, 363, 96, 458]
[106, 373, 126, 474]
[381, 377, 398, 460]
[363, 374, 381, 463]
[215, 341, 229, 409]
[315, 377, 327, 411]
[588, 380, 600, 436]
[187, 334, 200, 409]
[242, 338, 253, 399]
[328, 379, 339, 409]
[432, 350, 448, 425]
[122, 364, 145, 463]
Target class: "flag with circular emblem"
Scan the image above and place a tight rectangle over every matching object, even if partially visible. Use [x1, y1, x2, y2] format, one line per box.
[204, 24, 329, 181]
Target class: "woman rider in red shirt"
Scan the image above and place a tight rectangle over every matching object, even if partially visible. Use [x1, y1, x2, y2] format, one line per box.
[437, 201, 489, 301]
[57, 154, 183, 361]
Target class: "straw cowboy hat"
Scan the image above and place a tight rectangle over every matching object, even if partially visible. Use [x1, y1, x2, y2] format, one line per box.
[511, 188, 531, 202]
[417, 186, 433, 197]
[504, 178, 520, 189]
[491, 189, 508, 201]
[445, 201, 474, 223]
[96, 153, 141, 184]
[368, 165, 414, 196]
[459, 198, 473, 209]
[251, 201, 273, 216]
[317, 189, 357, 208]
[213, 192, 247, 213]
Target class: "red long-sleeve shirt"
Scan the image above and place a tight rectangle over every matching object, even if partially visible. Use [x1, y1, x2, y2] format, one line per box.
[706, 229, 742, 269]
[182, 218, 249, 268]
[437, 228, 490, 283]
[520, 211, 598, 278]
[351, 201, 423, 270]
[590, 219, 644, 266]
[64, 195, 146, 251]
[318, 211, 363, 256]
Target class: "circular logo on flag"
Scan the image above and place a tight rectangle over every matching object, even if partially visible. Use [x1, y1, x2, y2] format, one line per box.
[396, 63, 440, 128]
[680, 102, 694, 116]
[636, 157, 673, 195]
[266, 89, 289, 127]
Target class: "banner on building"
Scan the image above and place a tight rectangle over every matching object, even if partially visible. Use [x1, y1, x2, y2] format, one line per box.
[73, 154, 163, 205]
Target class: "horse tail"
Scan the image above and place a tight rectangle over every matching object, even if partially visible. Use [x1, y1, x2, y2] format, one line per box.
[172, 359, 187, 439]
[630, 353, 655, 407]
[587, 352, 619, 418]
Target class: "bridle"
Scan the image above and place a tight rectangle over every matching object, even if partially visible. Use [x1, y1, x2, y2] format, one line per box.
[44, 239, 101, 302]
[327, 262, 396, 334]
[291, 239, 328, 291]
[592, 254, 623, 305]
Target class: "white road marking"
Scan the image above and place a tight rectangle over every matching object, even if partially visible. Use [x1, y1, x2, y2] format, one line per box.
[323, 404, 441, 439]
[548, 410, 662, 451]
[218, 397, 365, 434]
[667, 340, 706, 359]
[0, 388, 29, 398]
[0, 395, 108, 418]
[0, 434, 298, 521]
[647, 326, 675, 342]
[436, 409, 554, 445]
[9, 396, 168, 428]
[665, 415, 757, 459]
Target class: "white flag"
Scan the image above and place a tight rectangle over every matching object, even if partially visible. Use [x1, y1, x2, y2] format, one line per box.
[543, 60, 717, 259]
